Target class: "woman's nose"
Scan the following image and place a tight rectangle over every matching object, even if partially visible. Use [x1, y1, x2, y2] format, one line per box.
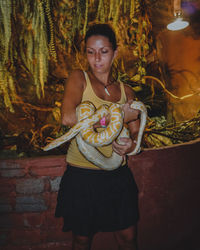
[95, 52, 101, 61]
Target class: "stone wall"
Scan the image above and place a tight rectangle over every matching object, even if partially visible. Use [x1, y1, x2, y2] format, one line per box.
[0, 156, 71, 250]
[0, 139, 200, 250]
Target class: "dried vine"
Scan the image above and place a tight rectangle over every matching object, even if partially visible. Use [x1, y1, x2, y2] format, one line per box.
[0, 0, 153, 112]
[1, 0, 199, 156]
[143, 110, 200, 148]
[0, 0, 17, 112]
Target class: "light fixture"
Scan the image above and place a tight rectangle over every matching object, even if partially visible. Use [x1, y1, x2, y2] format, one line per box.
[167, 0, 189, 31]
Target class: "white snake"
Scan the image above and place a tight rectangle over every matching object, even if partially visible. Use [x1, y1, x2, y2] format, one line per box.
[43, 101, 147, 170]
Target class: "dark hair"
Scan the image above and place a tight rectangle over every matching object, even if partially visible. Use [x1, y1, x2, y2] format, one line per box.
[85, 24, 117, 51]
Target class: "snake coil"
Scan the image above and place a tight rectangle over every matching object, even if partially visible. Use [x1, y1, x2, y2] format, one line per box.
[43, 100, 147, 170]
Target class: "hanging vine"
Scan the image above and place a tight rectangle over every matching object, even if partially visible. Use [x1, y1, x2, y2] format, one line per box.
[0, 0, 154, 112]
[1, 0, 199, 156]
[44, 0, 57, 62]
[0, 0, 17, 112]
[0, 0, 56, 108]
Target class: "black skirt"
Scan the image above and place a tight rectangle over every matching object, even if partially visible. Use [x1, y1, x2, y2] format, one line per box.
[55, 164, 139, 236]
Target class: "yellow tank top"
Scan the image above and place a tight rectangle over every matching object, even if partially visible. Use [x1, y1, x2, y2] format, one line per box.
[66, 71, 127, 169]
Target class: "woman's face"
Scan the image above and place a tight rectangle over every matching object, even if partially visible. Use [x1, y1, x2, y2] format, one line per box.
[86, 35, 117, 74]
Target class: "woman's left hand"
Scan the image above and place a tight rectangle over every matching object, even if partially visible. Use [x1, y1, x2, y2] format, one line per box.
[122, 100, 140, 123]
[112, 137, 136, 156]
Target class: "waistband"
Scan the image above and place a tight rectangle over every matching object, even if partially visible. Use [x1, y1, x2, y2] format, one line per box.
[66, 164, 128, 175]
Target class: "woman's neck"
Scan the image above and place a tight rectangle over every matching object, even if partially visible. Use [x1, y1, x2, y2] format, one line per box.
[89, 70, 113, 86]
[89, 70, 115, 96]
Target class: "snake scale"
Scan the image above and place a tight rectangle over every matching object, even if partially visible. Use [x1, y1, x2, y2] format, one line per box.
[43, 100, 147, 170]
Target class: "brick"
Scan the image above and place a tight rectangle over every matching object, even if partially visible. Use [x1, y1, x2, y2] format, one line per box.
[10, 229, 45, 245]
[31, 241, 72, 250]
[0, 213, 27, 229]
[46, 229, 72, 243]
[42, 210, 63, 230]
[0, 213, 14, 228]
[42, 192, 51, 208]
[0, 197, 12, 213]
[30, 166, 65, 177]
[28, 156, 66, 167]
[15, 196, 47, 212]
[0, 213, 45, 229]
[0, 204, 12, 213]
[43, 178, 51, 192]
[23, 212, 45, 228]
[0, 179, 16, 195]
[49, 192, 58, 210]
[29, 156, 66, 177]
[50, 177, 62, 192]
[0, 230, 9, 246]
[4, 244, 71, 250]
[2, 246, 31, 250]
[0, 161, 26, 178]
[16, 178, 45, 194]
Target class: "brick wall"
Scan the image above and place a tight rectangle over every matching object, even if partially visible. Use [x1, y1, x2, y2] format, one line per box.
[0, 139, 200, 250]
[0, 156, 72, 250]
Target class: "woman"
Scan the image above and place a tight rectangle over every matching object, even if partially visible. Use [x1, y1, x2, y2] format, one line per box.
[55, 23, 141, 250]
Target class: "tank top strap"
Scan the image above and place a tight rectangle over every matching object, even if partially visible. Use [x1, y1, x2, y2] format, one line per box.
[119, 81, 127, 104]
[82, 71, 127, 106]
[83, 70, 92, 89]
[82, 71, 101, 107]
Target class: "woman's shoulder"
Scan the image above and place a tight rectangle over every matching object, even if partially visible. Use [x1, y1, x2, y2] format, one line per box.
[123, 82, 136, 100]
[67, 69, 86, 88]
[69, 69, 85, 79]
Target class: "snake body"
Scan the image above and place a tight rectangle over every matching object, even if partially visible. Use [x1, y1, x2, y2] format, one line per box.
[43, 100, 147, 170]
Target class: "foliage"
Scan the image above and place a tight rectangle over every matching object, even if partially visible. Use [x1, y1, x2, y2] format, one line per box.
[143, 111, 200, 148]
[0, 0, 199, 157]
[0, 0, 154, 112]
[0, 0, 16, 112]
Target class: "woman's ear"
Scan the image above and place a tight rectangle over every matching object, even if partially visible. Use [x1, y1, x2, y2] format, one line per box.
[113, 49, 118, 59]
[111, 49, 118, 64]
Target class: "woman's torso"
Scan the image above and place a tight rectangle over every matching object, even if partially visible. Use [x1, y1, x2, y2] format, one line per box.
[66, 71, 127, 170]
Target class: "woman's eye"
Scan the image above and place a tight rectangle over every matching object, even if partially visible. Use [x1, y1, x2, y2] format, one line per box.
[101, 50, 108, 54]
[87, 50, 93, 54]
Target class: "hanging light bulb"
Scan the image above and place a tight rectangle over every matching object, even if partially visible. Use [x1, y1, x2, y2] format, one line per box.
[167, 0, 189, 31]
[167, 16, 189, 31]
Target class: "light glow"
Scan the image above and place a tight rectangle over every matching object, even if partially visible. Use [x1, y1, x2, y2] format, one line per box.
[167, 17, 189, 31]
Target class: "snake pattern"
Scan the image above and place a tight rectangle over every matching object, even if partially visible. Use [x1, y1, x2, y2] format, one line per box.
[43, 100, 147, 170]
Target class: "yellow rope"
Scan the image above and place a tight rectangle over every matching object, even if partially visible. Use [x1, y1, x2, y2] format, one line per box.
[130, 0, 135, 21]
[108, 0, 114, 20]
[144, 75, 200, 100]
[83, 0, 89, 36]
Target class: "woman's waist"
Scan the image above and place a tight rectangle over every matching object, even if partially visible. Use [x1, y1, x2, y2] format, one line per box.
[66, 163, 128, 174]
[66, 162, 101, 171]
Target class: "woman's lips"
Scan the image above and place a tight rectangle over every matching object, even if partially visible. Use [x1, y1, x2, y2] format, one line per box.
[94, 64, 103, 68]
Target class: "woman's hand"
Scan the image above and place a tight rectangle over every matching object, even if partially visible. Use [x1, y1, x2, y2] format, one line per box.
[112, 137, 136, 157]
[112, 107, 140, 157]
[122, 100, 140, 123]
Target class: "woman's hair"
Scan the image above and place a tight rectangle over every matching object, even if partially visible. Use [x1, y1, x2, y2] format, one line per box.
[85, 23, 117, 51]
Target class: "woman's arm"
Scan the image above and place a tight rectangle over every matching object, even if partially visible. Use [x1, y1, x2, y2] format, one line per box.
[112, 84, 140, 156]
[61, 70, 85, 127]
